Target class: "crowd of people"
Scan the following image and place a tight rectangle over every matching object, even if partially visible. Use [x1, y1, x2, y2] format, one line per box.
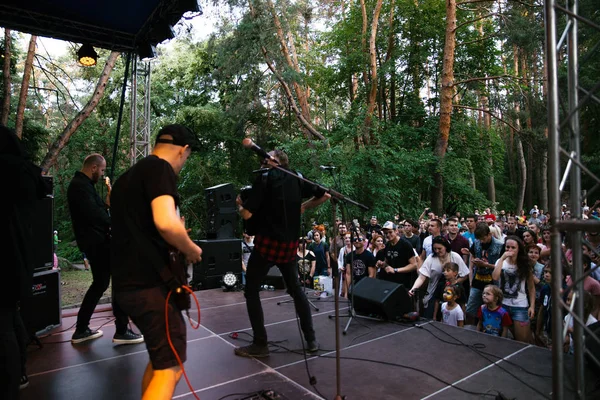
[298, 209, 600, 350]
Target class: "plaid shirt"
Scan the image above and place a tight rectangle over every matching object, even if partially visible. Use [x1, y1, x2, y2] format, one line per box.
[254, 234, 298, 264]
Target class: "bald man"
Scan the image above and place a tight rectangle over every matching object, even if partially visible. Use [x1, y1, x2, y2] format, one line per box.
[67, 154, 142, 344]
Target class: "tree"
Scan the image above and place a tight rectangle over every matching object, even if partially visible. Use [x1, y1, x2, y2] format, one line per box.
[1, 29, 11, 125]
[431, 0, 456, 214]
[40, 51, 120, 173]
[15, 35, 37, 138]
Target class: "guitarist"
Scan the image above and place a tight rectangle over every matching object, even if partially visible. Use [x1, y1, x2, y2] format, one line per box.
[110, 125, 202, 400]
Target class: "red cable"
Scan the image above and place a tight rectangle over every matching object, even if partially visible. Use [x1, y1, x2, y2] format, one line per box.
[165, 285, 202, 400]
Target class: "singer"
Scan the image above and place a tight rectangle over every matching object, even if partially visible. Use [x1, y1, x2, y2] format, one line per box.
[235, 147, 330, 357]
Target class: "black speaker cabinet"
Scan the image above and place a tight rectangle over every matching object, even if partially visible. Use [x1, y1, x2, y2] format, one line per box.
[192, 239, 242, 290]
[205, 183, 236, 212]
[32, 195, 54, 272]
[352, 277, 411, 320]
[21, 269, 62, 335]
[206, 210, 238, 240]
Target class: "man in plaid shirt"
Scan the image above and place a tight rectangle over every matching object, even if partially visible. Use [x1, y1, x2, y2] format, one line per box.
[236, 149, 330, 358]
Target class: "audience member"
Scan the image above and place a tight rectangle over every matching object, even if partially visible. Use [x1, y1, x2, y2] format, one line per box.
[441, 285, 464, 327]
[477, 285, 512, 337]
[376, 221, 419, 289]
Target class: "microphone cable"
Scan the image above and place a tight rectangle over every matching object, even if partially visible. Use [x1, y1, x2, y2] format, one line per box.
[165, 285, 202, 400]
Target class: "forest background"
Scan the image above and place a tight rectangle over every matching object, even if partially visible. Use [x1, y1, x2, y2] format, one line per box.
[1, 0, 599, 263]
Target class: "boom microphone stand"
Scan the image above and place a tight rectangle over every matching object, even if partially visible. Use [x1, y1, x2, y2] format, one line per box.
[242, 139, 368, 400]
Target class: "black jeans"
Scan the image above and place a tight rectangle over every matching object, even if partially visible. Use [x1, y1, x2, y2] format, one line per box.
[244, 251, 316, 346]
[77, 243, 128, 334]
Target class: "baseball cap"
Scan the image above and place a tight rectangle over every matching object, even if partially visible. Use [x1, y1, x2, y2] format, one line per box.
[382, 221, 397, 230]
[155, 124, 199, 150]
[484, 214, 496, 222]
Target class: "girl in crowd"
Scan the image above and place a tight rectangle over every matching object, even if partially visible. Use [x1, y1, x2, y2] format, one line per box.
[477, 285, 512, 337]
[369, 232, 385, 257]
[409, 236, 469, 319]
[492, 236, 536, 343]
[526, 244, 545, 304]
[337, 234, 354, 297]
[296, 238, 316, 288]
[441, 285, 464, 327]
[522, 229, 539, 248]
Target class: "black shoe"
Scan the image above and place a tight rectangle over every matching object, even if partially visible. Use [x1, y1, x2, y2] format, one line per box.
[113, 329, 144, 345]
[20, 375, 29, 390]
[71, 328, 103, 344]
[234, 343, 270, 358]
[306, 340, 319, 353]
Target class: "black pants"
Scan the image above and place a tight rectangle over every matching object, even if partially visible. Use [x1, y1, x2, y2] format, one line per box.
[0, 305, 27, 400]
[77, 243, 128, 334]
[244, 251, 316, 346]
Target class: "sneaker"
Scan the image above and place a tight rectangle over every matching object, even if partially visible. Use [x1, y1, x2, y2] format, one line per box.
[113, 329, 144, 345]
[306, 340, 319, 353]
[71, 328, 103, 344]
[234, 343, 270, 358]
[20, 375, 29, 390]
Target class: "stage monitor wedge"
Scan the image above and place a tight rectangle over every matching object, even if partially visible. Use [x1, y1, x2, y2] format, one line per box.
[352, 277, 412, 320]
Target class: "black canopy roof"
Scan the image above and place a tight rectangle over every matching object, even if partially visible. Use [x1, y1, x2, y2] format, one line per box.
[0, 0, 201, 55]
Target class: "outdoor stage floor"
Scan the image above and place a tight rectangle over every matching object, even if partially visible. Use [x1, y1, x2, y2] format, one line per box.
[22, 288, 556, 400]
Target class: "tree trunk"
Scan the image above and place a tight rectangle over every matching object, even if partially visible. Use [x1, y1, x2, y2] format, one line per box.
[15, 35, 36, 138]
[40, 51, 120, 173]
[360, 0, 369, 86]
[362, 0, 384, 144]
[431, 0, 456, 214]
[516, 135, 526, 214]
[1, 29, 11, 126]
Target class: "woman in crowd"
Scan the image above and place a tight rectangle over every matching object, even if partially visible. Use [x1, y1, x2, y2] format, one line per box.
[492, 236, 536, 343]
[369, 232, 385, 257]
[408, 236, 469, 319]
[296, 238, 316, 288]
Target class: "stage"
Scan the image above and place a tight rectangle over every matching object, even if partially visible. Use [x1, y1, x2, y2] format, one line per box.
[22, 288, 555, 400]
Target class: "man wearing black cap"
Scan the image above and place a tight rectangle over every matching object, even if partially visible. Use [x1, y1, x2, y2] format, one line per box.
[236, 149, 330, 358]
[110, 124, 203, 400]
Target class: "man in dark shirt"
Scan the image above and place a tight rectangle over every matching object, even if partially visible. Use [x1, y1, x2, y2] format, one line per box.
[0, 126, 47, 399]
[67, 154, 142, 345]
[463, 222, 505, 325]
[111, 125, 202, 400]
[345, 232, 376, 287]
[376, 221, 419, 288]
[236, 149, 330, 357]
[401, 218, 422, 255]
[365, 216, 382, 241]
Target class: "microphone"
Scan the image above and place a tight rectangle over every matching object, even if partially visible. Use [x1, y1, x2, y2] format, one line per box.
[319, 165, 336, 170]
[242, 138, 278, 163]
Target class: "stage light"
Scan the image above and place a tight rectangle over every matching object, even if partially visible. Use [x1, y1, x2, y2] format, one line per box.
[77, 44, 98, 66]
[222, 272, 238, 290]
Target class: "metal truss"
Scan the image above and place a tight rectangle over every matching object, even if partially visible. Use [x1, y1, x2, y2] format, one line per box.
[545, 0, 600, 398]
[129, 57, 152, 166]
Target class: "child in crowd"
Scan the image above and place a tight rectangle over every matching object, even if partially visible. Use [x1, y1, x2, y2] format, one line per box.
[441, 285, 464, 327]
[433, 262, 465, 320]
[477, 285, 513, 337]
[536, 265, 553, 347]
[527, 244, 545, 303]
[564, 290, 597, 354]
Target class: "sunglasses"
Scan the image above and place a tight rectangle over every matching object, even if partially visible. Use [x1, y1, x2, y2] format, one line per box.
[353, 237, 365, 242]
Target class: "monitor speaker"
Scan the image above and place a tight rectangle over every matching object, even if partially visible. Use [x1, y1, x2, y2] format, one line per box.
[352, 277, 412, 320]
[264, 266, 285, 289]
[192, 239, 242, 290]
[20, 269, 62, 336]
[205, 183, 238, 239]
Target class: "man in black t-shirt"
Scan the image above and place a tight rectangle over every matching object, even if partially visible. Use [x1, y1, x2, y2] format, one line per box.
[236, 149, 330, 358]
[111, 125, 202, 400]
[376, 221, 419, 288]
[345, 232, 376, 289]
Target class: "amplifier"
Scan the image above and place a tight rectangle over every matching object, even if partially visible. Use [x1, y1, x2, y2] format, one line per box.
[21, 269, 62, 335]
[192, 239, 242, 290]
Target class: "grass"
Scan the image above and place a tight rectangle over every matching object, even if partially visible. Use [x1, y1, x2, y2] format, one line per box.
[59, 266, 111, 309]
